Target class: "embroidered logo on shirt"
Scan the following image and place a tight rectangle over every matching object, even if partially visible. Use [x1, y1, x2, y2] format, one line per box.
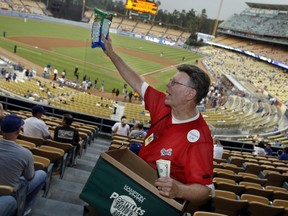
[187, 130, 200, 143]
[160, 148, 172, 156]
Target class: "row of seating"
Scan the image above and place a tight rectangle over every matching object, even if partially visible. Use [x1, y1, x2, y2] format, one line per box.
[109, 134, 144, 150]
[203, 94, 282, 136]
[202, 190, 288, 216]
[9, 109, 98, 149]
[212, 35, 288, 65]
[201, 45, 288, 110]
[213, 176, 288, 200]
[0, 104, 101, 215]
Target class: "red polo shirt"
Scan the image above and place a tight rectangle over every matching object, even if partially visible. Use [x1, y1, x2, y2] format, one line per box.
[139, 86, 213, 185]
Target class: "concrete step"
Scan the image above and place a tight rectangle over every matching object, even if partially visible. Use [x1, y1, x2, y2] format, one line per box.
[31, 135, 112, 216]
[46, 178, 85, 205]
[31, 197, 83, 216]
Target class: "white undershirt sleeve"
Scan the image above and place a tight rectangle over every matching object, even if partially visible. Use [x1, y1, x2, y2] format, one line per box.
[140, 82, 149, 98]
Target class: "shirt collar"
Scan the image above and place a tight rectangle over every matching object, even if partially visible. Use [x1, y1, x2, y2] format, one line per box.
[172, 111, 200, 124]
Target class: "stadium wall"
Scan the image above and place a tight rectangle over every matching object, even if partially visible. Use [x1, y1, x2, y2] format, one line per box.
[0, 92, 114, 134]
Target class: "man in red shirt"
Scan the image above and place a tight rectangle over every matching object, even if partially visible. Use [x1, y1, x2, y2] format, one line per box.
[103, 37, 213, 203]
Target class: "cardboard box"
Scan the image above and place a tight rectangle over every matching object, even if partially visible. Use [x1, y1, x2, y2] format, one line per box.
[80, 149, 187, 216]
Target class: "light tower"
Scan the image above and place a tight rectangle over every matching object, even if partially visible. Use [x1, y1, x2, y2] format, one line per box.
[212, 0, 224, 36]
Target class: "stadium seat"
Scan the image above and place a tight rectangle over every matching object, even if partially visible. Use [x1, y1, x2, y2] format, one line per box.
[273, 199, 288, 208]
[220, 163, 244, 173]
[214, 171, 242, 183]
[45, 139, 76, 164]
[193, 211, 228, 216]
[243, 186, 273, 200]
[239, 181, 262, 189]
[215, 190, 237, 200]
[264, 173, 288, 187]
[240, 194, 270, 205]
[243, 162, 264, 175]
[210, 196, 248, 216]
[241, 176, 268, 186]
[246, 201, 285, 216]
[16, 139, 36, 150]
[18, 134, 44, 147]
[214, 182, 246, 196]
[33, 155, 53, 198]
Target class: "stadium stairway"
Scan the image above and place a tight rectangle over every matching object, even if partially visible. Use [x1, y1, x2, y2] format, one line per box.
[31, 134, 112, 216]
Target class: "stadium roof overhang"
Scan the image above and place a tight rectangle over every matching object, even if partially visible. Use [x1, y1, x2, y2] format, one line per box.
[246, 2, 288, 11]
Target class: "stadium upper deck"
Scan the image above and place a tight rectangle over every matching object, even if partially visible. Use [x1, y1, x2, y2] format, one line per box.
[218, 2, 288, 45]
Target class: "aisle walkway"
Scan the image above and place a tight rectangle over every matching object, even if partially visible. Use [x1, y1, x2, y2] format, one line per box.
[31, 135, 111, 216]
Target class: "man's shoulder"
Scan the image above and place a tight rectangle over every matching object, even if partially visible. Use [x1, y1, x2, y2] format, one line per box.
[19, 145, 33, 156]
[7, 140, 32, 156]
[112, 122, 120, 127]
[55, 125, 63, 129]
[24, 116, 33, 122]
[25, 116, 42, 123]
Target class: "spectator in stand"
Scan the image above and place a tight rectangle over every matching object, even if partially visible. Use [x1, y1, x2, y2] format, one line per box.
[128, 91, 133, 102]
[61, 69, 66, 79]
[94, 78, 98, 89]
[75, 71, 79, 82]
[54, 114, 80, 166]
[115, 88, 120, 99]
[53, 68, 58, 81]
[112, 88, 116, 98]
[0, 114, 47, 215]
[103, 36, 213, 203]
[5, 72, 11, 82]
[23, 105, 52, 139]
[279, 147, 288, 161]
[12, 73, 17, 81]
[100, 80, 105, 92]
[73, 66, 78, 76]
[43, 66, 48, 77]
[83, 74, 87, 82]
[111, 115, 130, 136]
[129, 122, 147, 138]
[254, 141, 266, 155]
[265, 143, 273, 156]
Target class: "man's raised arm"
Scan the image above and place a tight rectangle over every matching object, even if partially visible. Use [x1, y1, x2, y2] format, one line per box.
[102, 36, 144, 94]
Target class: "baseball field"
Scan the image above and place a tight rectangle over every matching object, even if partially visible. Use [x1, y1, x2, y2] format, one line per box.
[0, 15, 203, 92]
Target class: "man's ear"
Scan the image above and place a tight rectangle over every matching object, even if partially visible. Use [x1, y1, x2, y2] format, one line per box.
[186, 88, 196, 101]
[16, 128, 21, 136]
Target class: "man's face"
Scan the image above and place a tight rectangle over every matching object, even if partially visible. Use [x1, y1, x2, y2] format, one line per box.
[165, 72, 195, 107]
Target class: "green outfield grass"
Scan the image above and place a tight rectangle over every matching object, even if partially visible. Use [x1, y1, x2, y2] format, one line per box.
[0, 15, 203, 92]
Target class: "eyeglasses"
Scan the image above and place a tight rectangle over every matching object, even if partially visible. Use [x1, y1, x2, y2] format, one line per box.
[169, 79, 195, 89]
